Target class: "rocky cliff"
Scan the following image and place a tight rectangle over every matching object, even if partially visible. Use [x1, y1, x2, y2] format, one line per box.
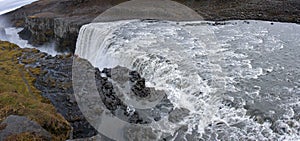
[0, 39, 176, 140]
[3, 0, 128, 52]
[2, 0, 300, 52]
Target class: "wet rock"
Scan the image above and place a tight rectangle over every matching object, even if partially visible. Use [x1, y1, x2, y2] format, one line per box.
[160, 126, 190, 141]
[18, 48, 174, 139]
[241, 96, 286, 126]
[33, 55, 98, 139]
[0, 115, 52, 141]
[23, 52, 171, 138]
[129, 71, 140, 82]
[271, 121, 292, 135]
[124, 126, 158, 141]
[96, 67, 150, 124]
[168, 108, 190, 123]
[131, 78, 151, 98]
[247, 109, 274, 124]
[0, 28, 6, 40]
[17, 27, 31, 40]
[94, 65, 175, 125]
[102, 68, 112, 77]
[129, 70, 151, 98]
[111, 66, 129, 84]
[17, 50, 98, 139]
[67, 134, 113, 141]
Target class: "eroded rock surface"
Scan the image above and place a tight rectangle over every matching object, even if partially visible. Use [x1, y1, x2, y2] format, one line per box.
[2, 0, 128, 52]
[0, 115, 52, 141]
[0, 41, 71, 140]
[16, 47, 176, 139]
[2, 0, 299, 52]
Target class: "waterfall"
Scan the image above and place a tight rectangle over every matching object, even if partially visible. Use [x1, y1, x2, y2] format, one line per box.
[75, 20, 300, 140]
[0, 27, 58, 56]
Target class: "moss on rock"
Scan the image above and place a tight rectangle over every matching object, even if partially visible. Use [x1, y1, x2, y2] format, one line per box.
[5, 132, 47, 141]
[0, 41, 71, 140]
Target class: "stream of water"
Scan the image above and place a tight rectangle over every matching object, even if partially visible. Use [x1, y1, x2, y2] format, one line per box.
[75, 20, 300, 140]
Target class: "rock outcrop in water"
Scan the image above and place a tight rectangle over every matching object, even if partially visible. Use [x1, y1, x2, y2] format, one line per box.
[0, 40, 177, 140]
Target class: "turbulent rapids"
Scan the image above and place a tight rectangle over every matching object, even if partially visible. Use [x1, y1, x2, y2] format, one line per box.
[75, 20, 300, 140]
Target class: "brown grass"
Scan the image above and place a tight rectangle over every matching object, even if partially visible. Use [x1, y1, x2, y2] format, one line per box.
[0, 41, 71, 140]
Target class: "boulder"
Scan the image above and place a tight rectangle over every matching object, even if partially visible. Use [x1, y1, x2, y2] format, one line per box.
[0, 115, 52, 141]
[168, 108, 190, 123]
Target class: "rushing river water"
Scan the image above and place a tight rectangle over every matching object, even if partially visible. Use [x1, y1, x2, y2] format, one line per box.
[1, 1, 299, 140]
[0, 27, 58, 56]
[75, 20, 300, 140]
[0, 0, 59, 56]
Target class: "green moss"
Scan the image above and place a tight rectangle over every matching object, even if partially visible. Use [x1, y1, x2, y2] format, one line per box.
[0, 41, 71, 140]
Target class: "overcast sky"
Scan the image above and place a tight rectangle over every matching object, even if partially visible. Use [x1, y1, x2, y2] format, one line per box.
[0, 0, 37, 15]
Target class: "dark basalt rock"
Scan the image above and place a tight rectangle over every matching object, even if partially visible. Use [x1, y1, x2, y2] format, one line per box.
[95, 65, 179, 127]
[14, 46, 207, 140]
[18, 27, 32, 41]
[18, 50, 98, 139]
[168, 108, 190, 123]
[0, 115, 52, 141]
[36, 57, 98, 139]
[131, 76, 151, 98]
[129, 71, 141, 82]
[3, 0, 128, 53]
[96, 66, 167, 125]
[18, 49, 174, 139]
[102, 68, 112, 78]
[3, 0, 299, 53]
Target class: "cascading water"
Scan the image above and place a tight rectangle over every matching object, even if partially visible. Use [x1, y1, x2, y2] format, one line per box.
[0, 0, 58, 56]
[75, 20, 300, 140]
[0, 27, 58, 56]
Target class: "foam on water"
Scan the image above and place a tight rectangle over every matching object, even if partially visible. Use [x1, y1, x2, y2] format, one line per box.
[75, 20, 300, 140]
[0, 27, 59, 56]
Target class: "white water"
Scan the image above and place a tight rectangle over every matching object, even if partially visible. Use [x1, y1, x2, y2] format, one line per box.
[0, 27, 58, 56]
[76, 20, 300, 140]
[0, 27, 59, 56]
[0, 0, 58, 56]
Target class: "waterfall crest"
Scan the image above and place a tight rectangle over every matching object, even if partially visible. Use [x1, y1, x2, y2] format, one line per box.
[75, 20, 300, 140]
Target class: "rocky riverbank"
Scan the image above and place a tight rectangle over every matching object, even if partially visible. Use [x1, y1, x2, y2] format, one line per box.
[0, 41, 99, 140]
[0, 40, 182, 140]
[0, 41, 71, 140]
[1, 0, 299, 53]
[2, 0, 128, 52]
[0, 0, 299, 140]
